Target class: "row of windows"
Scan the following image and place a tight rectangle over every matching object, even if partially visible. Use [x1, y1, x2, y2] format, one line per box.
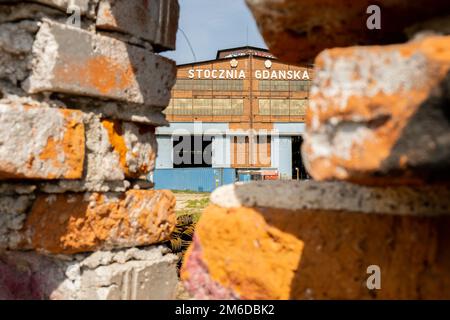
[173, 79, 311, 92]
[259, 80, 310, 92]
[165, 99, 308, 116]
[165, 98, 244, 116]
[258, 99, 307, 116]
[174, 79, 244, 91]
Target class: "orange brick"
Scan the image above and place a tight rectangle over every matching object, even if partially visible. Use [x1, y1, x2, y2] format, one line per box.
[182, 181, 450, 299]
[22, 190, 176, 254]
[303, 36, 450, 184]
[101, 119, 156, 179]
[24, 20, 176, 106]
[0, 102, 84, 180]
[245, 0, 450, 63]
[96, 0, 179, 50]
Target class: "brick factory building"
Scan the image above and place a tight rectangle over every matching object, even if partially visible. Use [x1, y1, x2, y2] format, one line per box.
[154, 47, 313, 191]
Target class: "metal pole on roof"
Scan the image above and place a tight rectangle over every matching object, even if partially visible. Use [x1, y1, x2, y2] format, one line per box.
[178, 27, 197, 62]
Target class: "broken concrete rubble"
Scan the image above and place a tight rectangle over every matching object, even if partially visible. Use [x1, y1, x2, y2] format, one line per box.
[180, 0, 450, 301]
[245, 0, 450, 63]
[303, 35, 450, 184]
[182, 181, 450, 299]
[0, 0, 179, 300]
[0, 246, 178, 300]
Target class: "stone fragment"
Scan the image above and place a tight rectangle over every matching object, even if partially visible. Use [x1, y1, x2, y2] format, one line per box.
[96, 0, 179, 50]
[0, 194, 34, 250]
[22, 189, 176, 254]
[84, 115, 158, 185]
[182, 181, 450, 299]
[0, 21, 39, 85]
[0, 96, 158, 185]
[303, 35, 450, 184]
[0, 246, 178, 300]
[24, 19, 176, 107]
[100, 119, 157, 179]
[32, 0, 91, 14]
[0, 102, 85, 180]
[245, 0, 450, 63]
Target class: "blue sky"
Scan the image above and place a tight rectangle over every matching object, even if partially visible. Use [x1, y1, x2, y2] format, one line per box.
[162, 0, 267, 65]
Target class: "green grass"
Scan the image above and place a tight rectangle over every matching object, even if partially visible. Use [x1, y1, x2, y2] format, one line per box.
[185, 198, 209, 208]
[171, 189, 210, 194]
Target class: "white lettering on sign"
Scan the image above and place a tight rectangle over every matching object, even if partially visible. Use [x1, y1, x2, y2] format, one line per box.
[188, 69, 246, 79]
[254, 70, 309, 80]
[188, 69, 310, 80]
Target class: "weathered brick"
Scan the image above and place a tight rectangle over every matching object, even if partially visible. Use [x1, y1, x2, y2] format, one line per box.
[96, 0, 179, 50]
[24, 19, 176, 106]
[21, 189, 176, 254]
[245, 0, 450, 63]
[0, 97, 157, 189]
[84, 115, 158, 186]
[6, 0, 93, 15]
[303, 35, 450, 184]
[182, 181, 450, 299]
[0, 102, 85, 180]
[101, 119, 157, 179]
[0, 246, 178, 300]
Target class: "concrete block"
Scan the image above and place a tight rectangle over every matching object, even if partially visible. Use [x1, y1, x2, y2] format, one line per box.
[0, 96, 158, 185]
[303, 35, 450, 184]
[245, 0, 450, 63]
[100, 119, 157, 179]
[0, 246, 178, 300]
[0, 21, 38, 85]
[84, 115, 158, 186]
[0, 101, 85, 180]
[0, 195, 34, 250]
[96, 0, 179, 50]
[32, 0, 91, 14]
[22, 189, 176, 254]
[182, 181, 450, 299]
[23, 19, 176, 107]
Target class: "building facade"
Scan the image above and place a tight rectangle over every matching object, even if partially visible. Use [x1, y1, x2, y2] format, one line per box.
[154, 47, 312, 190]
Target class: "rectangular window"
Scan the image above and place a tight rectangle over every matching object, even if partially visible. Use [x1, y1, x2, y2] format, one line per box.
[231, 135, 271, 167]
[213, 99, 231, 116]
[173, 79, 192, 90]
[290, 99, 308, 116]
[213, 79, 244, 91]
[271, 99, 289, 115]
[259, 99, 289, 115]
[192, 79, 213, 91]
[231, 99, 244, 115]
[271, 80, 289, 91]
[193, 98, 212, 115]
[212, 99, 244, 116]
[258, 99, 271, 115]
[172, 98, 192, 115]
[255, 135, 271, 167]
[290, 80, 311, 92]
[259, 80, 271, 91]
[232, 136, 249, 167]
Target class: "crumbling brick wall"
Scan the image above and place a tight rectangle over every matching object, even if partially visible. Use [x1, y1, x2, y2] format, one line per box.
[0, 0, 180, 300]
[181, 0, 450, 299]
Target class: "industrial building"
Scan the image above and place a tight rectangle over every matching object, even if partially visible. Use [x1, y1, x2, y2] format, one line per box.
[153, 46, 313, 191]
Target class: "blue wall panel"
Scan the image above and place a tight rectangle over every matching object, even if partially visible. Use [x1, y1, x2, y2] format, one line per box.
[153, 168, 236, 192]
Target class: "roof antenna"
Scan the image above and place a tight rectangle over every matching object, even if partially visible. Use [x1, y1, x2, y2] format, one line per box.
[179, 27, 197, 62]
[246, 24, 249, 46]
